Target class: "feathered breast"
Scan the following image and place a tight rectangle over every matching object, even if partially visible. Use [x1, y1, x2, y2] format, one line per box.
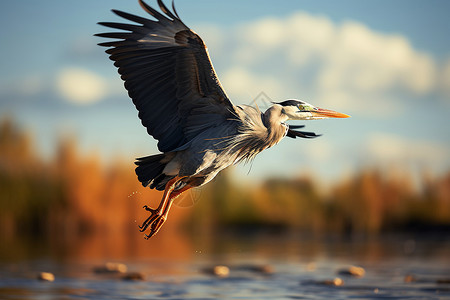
[226, 105, 287, 163]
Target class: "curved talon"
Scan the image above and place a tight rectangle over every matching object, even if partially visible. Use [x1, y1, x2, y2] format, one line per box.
[143, 205, 156, 212]
[138, 222, 148, 231]
[139, 221, 149, 231]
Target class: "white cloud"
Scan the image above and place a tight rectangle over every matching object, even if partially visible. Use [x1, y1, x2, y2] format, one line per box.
[320, 21, 436, 95]
[200, 11, 439, 115]
[221, 66, 282, 103]
[241, 17, 286, 49]
[285, 13, 336, 66]
[56, 67, 107, 105]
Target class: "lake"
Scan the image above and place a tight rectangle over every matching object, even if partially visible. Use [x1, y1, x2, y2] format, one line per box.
[0, 232, 449, 299]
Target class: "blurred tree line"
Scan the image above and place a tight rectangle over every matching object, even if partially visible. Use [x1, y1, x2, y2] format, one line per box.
[1, 117, 449, 243]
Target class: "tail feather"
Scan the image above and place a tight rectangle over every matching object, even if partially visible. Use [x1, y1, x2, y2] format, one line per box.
[135, 154, 171, 190]
[150, 173, 175, 190]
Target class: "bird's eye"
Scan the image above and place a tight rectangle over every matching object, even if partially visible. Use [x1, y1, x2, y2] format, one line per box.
[298, 105, 305, 111]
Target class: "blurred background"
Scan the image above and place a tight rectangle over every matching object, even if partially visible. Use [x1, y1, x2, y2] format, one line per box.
[0, 0, 449, 274]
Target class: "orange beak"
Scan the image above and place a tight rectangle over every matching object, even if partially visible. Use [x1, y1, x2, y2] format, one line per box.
[312, 108, 350, 119]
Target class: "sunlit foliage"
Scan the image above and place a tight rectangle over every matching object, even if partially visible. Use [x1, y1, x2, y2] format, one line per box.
[0, 117, 449, 244]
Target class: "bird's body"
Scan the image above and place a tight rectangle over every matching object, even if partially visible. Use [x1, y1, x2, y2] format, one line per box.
[97, 0, 349, 238]
[138, 104, 288, 191]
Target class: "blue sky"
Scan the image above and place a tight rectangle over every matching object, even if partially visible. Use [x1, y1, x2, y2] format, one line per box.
[1, 0, 449, 185]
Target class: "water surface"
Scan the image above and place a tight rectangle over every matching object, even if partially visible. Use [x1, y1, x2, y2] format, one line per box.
[1, 233, 449, 299]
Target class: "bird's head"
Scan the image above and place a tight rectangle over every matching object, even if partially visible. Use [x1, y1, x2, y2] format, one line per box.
[276, 99, 350, 120]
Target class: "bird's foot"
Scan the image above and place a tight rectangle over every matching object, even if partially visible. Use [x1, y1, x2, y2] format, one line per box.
[139, 203, 171, 239]
[143, 215, 167, 240]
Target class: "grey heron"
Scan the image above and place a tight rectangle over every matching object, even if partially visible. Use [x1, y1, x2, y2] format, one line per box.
[96, 0, 349, 239]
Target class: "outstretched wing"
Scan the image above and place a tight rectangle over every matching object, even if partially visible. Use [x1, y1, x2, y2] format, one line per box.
[96, 0, 237, 152]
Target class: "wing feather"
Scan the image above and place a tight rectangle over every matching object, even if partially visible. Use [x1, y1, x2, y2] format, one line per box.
[111, 9, 157, 26]
[96, 22, 146, 33]
[97, 0, 236, 152]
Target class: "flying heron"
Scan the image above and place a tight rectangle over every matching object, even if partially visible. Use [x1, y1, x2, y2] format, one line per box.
[96, 0, 349, 239]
